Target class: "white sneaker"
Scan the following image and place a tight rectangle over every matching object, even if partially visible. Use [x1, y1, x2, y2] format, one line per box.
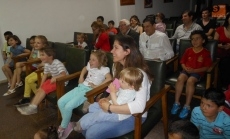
[17, 105, 37, 115]
[3, 89, 15, 96]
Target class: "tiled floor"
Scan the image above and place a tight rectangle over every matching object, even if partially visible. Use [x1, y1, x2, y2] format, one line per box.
[0, 82, 200, 139]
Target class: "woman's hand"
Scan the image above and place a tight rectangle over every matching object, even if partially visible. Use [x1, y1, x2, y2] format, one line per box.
[50, 77, 56, 84]
[99, 98, 110, 112]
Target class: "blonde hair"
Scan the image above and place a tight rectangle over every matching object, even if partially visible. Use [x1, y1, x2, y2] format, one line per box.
[77, 33, 88, 41]
[36, 35, 49, 47]
[119, 67, 143, 91]
[91, 50, 108, 69]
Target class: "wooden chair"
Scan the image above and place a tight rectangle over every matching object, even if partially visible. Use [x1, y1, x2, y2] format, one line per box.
[165, 39, 219, 98]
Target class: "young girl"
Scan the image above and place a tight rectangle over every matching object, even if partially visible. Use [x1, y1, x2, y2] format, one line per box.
[4, 36, 37, 96]
[171, 30, 212, 119]
[14, 35, 49, 106]
[155, 12, 166, 33]
[34, 125, 58, 139]
[75, 33, 87, 49]
[57, 50, 112, 138]
[2, 35, 30, 95]
[70, 67, 143, 135]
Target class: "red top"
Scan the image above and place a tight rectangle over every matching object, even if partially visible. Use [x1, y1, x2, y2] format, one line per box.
[107, 28, 118, 35]
[180, 47, 212, 76]
[216, 26, 230, 57]
[95, 32, 111, 52]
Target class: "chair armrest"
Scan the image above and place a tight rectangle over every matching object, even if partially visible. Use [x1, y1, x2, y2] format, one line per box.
[207, 59, 219, 73]
[56, 71, 82, 99]
[35, 68, 44, 86]
[166, 55, 178, 65]
[205, 58, 220, 89]
[132, 85, 171, 139]
[12, 53, 31, 67]
[24, 59, 42, 75]
[85, 80, 112, 103]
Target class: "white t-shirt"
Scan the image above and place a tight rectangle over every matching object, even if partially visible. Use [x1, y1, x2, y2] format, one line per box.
[78, 42, 87, 49]
[83, 62, 110, 86]
[139, 31, 174, 61]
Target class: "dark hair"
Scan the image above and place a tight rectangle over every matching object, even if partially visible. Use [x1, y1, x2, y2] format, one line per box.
[113, 35, 153, 81]
[201, 7, 211, 14]
[143, 16, 156, 25]
[223, 13, 230, 28]
[182, 10, 194, 21]
[40, 47, 55, 59]
[168, 120, 199, 139]
[130, 15, 141, 26]
[190, 30, 208, 46]
[202, 88, 225, 107]
[108, 20, 115, 25]
[4, 31, 13, 36]
[29, 35, 36, 41]
[7, 35, 21, 45]
[156, 12, 165, 20]
[38, 125, 58, 139]
[97, 16, 104, 22]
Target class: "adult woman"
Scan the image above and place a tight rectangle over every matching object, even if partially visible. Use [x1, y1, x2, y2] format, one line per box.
[83, 35, 153, 139]
[91, 21, 110, 52]
[214, 13, 230, 89]
[197, 7, 216, 39]
[130, 15, 143, 34]
[155, 12, 166, 33]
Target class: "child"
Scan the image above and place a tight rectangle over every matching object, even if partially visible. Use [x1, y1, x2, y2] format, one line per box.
[171, 30, 212, 119]
[70, 67, 143, 135]
[17, 47, 68, 115]
[2, 31, 13, 64]
[168, 119, 199, 139]
[5, 35, 37, 96]
[34, 125, 58, 139]
[107, 20, 118, 35]
[191, 88, 230, 138]
[57, 50, 112, 138]
[2, 35, 31, 94]
[155, 12, 166, 33]
[75, 33, 87, 49]
[14, 35, 49, 106]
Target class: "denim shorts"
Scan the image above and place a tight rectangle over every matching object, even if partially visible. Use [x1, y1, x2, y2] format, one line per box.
[181, 70, 201, 81]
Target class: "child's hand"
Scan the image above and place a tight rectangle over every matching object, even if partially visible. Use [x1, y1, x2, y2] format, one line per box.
[185, 67, 195, 73]
[50, 77, 56, 84]
[108, 83, 118, 94]
[88, 82, 96, 88]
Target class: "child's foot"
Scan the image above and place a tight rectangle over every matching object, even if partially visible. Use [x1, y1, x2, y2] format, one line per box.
[17, 105, 37, 115]
[73, 122, 82, 133]
[15, 81, 23, 88]
[57, 127, 65, 139]
[82, 100, 90, 113]
[14, 98, 30, 107]
[179, 106, 190, 119]
[61, 122, 74, 139]
[171, 103, 181, 115]
[3, 89, 15, 96]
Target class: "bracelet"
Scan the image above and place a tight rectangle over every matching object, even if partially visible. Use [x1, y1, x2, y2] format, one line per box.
[108, 104, 112, 114]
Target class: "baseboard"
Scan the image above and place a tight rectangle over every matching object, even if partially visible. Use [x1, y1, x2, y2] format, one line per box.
[0, 79, 7, 84]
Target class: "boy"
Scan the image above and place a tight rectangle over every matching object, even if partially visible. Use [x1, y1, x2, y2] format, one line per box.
[2, 31, 13, 64]
[17, 47, 68, 115]
[107, 20, 118, 35]
[191, 88, 230, 138]
[168, 120, 199, 139]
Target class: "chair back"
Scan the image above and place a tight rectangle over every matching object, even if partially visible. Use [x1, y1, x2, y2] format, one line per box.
[106, 52, 114, 75]
[53, 42, 72, 62]
[169, 38, 177, 54]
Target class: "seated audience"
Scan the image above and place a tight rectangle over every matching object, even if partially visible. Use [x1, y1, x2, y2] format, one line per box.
[139, 17, 174, 61]
[168, 119, 199, 139]
[129, 15, 143, 34]
[191, 88, 230, 138]
[171, 10, 203, 52]
[171, 30, 212, 119]
[2, 31, 13, 64]
[75, 33, 88, 49]
[118, 19, 139, 47]
[91, 21, 111, 52]
[155, 12, 166, 33]
[106, 20, 118, 35]
[97, 16, 108, 30]
[197, 7, 216, 39]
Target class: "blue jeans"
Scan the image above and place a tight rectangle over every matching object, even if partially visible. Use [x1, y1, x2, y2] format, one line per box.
[82, 116, 146, 139]
[57, 84, 92, 128]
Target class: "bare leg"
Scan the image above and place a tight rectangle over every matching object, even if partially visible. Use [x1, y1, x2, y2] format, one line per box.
[185, 77, 198, 106]
[9, 69, 17, 89]
[175, 73, 188, 104]
[15, 62, 26, 84]
[31, 88, 46, 106]
[2, 65, 13, 83]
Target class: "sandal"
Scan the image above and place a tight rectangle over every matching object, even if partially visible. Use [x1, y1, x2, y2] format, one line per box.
[3, 89, 15, 96]
[15, 81, 23, 88]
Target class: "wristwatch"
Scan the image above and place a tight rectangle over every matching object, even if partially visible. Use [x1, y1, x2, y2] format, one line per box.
[108, 104, 112, 114]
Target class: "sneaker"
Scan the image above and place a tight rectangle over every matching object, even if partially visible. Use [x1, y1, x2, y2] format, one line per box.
[15, 81, 23, 88]
[3, 89, 15, 96]
[171, 103, 181, 115]
[61, 122, 74, 139]
[73, 121, 82, 133]
[17, 105, 37, 115]
[179, 106, 190, 119]
[14, 98, 30, 107]
[57, 127, 64, 139]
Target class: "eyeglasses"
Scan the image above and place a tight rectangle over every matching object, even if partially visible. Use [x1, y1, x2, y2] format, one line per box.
[146, 40, 148, 48]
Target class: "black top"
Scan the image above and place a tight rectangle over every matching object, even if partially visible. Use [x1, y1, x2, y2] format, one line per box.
[197, 19, 216, 33]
